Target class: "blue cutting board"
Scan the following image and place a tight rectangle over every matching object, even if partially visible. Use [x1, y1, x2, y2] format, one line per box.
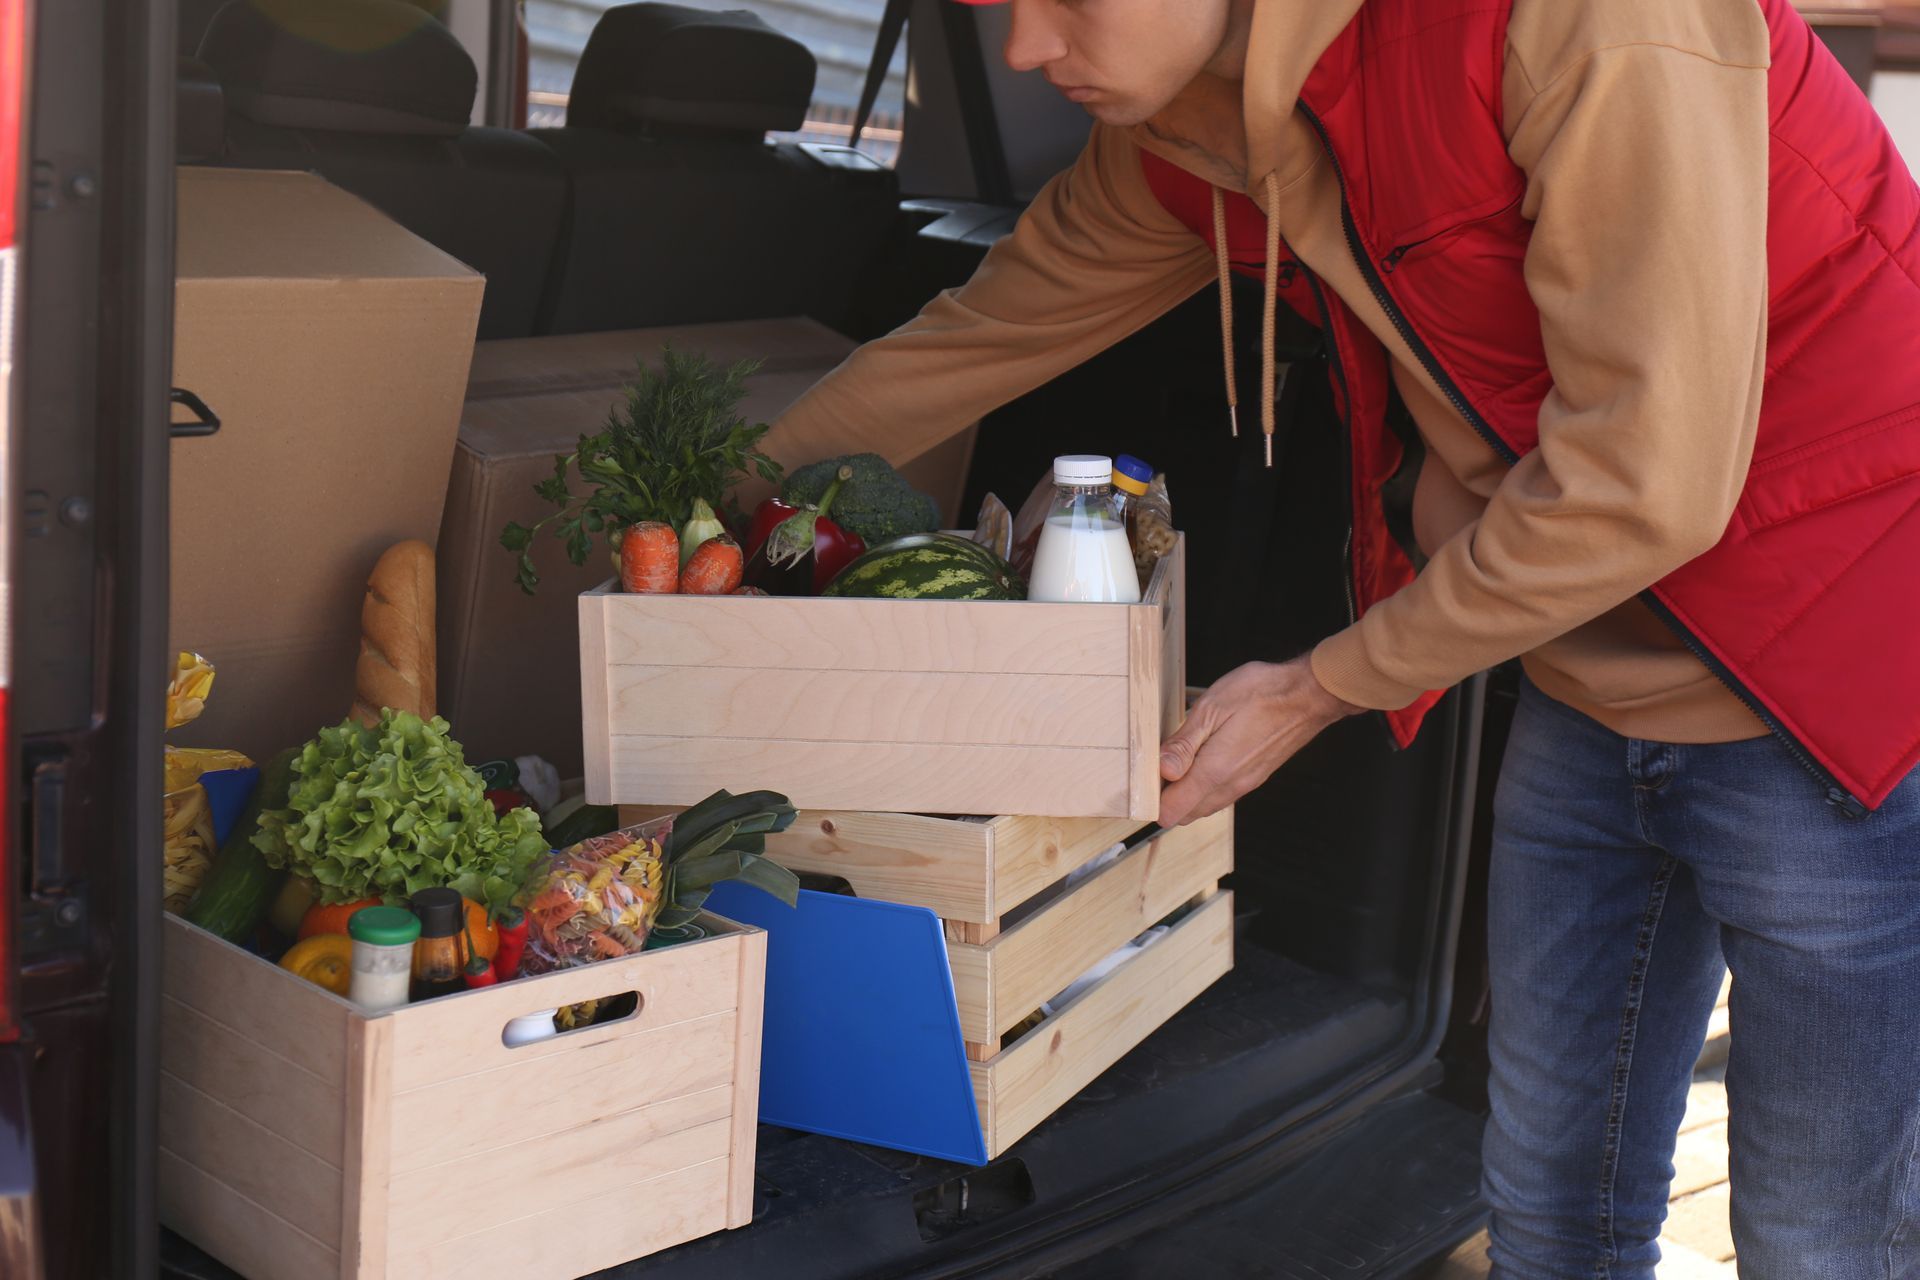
[704, 881, 989, 1166]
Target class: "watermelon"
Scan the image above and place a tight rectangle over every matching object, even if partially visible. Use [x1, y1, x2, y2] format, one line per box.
[822, 533, 1025, 600]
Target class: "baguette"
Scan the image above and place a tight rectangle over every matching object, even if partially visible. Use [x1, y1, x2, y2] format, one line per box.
[352, 539, 436, 726]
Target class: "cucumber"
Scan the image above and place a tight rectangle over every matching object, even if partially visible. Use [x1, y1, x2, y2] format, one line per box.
[185, 747, 299, 942]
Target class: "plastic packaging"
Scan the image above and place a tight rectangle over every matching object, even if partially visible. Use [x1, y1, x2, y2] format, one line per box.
[503, 1009, 560, 1047]
[1029, 455, 1141, 604]
[1112, 456, 1175, 587]
[162, 652, 253, 913]
[521, 815, 676, 974]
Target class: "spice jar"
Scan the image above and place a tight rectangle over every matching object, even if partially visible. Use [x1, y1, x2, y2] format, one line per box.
[409, 888, 467, 1001]
[347, 906, 420, 1012]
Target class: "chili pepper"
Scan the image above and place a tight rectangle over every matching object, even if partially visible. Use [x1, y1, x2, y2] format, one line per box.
[744, 466, 866, 595]
[462, 918, 499, 988]
[492, 905, 528, 981]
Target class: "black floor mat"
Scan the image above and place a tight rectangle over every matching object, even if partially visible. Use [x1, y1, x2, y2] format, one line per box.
[1041, 1093, 1486, 1280]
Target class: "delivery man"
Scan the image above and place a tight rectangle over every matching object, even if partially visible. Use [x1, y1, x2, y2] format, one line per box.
[763, 0, 1920, 1273]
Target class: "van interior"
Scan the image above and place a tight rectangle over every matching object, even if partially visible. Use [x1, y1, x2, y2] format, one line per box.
[36, 0, 1505, 1274]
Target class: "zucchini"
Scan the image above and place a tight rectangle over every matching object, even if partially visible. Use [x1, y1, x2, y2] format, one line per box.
[185, 747, 299, 942]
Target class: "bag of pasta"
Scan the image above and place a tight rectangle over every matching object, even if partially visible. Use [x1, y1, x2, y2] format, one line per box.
[163, 653, 252, 913]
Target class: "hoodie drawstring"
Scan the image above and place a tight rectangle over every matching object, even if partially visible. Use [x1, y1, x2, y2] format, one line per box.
[1210, 173, 1285, 468]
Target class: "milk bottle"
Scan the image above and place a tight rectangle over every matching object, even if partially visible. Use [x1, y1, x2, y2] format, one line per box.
[1027, 455, 1142, 604]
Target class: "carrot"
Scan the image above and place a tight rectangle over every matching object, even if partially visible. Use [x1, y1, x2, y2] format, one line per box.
[679, 534, 744, 595]
[618, 522, 679, 593]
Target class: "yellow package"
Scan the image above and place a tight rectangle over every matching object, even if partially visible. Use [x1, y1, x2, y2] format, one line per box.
[163, 652, 252, 913]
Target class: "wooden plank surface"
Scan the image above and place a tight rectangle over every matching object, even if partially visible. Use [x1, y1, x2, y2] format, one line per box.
[598, 735, 1136, 818]
[578, 585, 614, 799]
[387, 1114, 732, 1241]
[385, 1157, 733, 1278]
[160, 1147, 341, 1280]
[1127, 595, 1165, 820]
[159, 1071, 345, 1251]
[727, 928, 767, 1228]
[950, 810, 1234, 1042]
[971, 891, 1233, 1158]
[385, 928, 745, 1091]
[590, 588, 1133, 676]
[339, 1015, 393, 1280]
[160, 995, 344, 1159]
[163, 915, 352, 1084]
[606, 665, 1128, 748]
[389, 1011, 738, 1171]
[990, 814, 1149, 918]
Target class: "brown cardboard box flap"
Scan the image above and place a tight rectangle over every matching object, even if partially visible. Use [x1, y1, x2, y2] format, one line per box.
[171, 168, 484, 760]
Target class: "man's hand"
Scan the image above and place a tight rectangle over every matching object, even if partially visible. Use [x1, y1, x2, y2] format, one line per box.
[1158, 657, 1363, 826]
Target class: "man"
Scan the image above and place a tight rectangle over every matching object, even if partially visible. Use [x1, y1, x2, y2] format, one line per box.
[764, 0, 1920, 1274]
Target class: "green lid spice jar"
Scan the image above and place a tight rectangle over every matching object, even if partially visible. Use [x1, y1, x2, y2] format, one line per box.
[347, 906, 420, 1013]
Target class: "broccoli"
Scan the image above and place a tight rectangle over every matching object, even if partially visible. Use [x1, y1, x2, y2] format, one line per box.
[781, 453, 941, 543]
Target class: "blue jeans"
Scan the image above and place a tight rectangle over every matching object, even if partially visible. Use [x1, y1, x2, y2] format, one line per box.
[1484, 676, 1920, 1279]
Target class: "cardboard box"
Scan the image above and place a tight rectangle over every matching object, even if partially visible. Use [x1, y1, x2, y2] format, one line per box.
[170, 168, 483, 760]
[438, 321, 978, 776]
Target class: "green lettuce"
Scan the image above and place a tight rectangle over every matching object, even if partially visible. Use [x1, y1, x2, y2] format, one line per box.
[253, 711, 548, 917]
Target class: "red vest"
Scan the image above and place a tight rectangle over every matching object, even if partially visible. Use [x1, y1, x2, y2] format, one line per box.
[1143, 0, 1920, 812]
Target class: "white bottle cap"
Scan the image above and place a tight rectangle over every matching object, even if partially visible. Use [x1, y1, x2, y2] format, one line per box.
[1054, 454, 1114, 485]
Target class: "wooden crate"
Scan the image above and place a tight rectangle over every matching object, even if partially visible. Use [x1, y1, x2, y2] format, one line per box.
[160, 911, 766, 1280]
[621, 803, 1234, 1158]
[580, 538, 1186, 821]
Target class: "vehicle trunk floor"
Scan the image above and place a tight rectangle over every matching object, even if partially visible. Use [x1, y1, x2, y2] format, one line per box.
[157, 936, 1407, 1280]
[1038, 1092, 1487, 1279]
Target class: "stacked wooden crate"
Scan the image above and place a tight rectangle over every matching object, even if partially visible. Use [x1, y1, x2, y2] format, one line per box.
[589, 538, 1236, 1160]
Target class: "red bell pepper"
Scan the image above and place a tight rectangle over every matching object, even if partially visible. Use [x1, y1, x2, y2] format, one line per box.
[745, 465, 866, 594]
[462, 920, 499, 989]
[492, 906, 528, 982]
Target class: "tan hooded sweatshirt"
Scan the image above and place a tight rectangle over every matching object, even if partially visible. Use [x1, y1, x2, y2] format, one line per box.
[763, 0, 1777, 744]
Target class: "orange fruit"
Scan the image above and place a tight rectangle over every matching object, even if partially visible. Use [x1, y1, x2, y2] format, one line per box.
[278, 934, 354, 996]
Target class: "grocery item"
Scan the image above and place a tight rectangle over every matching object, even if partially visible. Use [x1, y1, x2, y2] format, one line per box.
[185, 747, 299, 943]
[1008, 469, 1055, 579]
[252, 711, 547, 921]
[409, 888, 468, 1001]
[462, 897, 500, 964]
[278, 933, 354, 996]
[350, 539, 437, 727]
[268, 877, 315, 939]
[973, 493, 1014, 563]
[163, 653, 254, 914]
[299, 897, 380, 941]
[618, 521, 680, 594]
[1028, 456, 1142, 604]
[502, 1009, 559, 1046]
[347, 906, 419, 1012]
[503, 348, 782, 594]
[781, 453, 940, 544]
[541, 796, 621, 848]
[1113, 458, 1176, 586]
[492, 906, 529, 981]
[523, 789, 799, 973]
[677, 497, 727, 568]
[822, 532, 1024, 601]
[513, 755, 563, 812]
[745, 466, 866, 596]
[679, 533, 744, 595]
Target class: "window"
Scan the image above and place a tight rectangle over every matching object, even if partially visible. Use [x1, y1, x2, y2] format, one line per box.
[525, 0, 907, 165]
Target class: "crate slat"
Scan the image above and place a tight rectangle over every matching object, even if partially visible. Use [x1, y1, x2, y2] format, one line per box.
[608, 665, 1129, 748]
[159, 1071, 346, 1245]
[385, 932, 744, 1091]
[159, 1147, 341, 1280]
[598, 737, 1134, 818]
[592, 591, 1132, 676]
[387, 1114, 733, 1242]
[160, 996, 345, 1158]
[727, 929, 768, 1228]
[385, 1158, 734, 1279]
[971, 891, 1234, 1158]
[163, 913, 353, 1085]
[948, 810, 1234, 1043]
[388, 1012, 737, 1171]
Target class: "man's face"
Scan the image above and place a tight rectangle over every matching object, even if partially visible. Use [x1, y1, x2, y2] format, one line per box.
[1002, 0, 1231, 126]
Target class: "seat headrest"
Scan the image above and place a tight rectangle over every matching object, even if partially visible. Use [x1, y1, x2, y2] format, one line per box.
[198, 0, 475, 137]
[568, 4, 816, 138]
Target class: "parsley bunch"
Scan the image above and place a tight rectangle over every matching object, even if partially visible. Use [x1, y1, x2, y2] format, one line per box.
[501, 347, 782, 594]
